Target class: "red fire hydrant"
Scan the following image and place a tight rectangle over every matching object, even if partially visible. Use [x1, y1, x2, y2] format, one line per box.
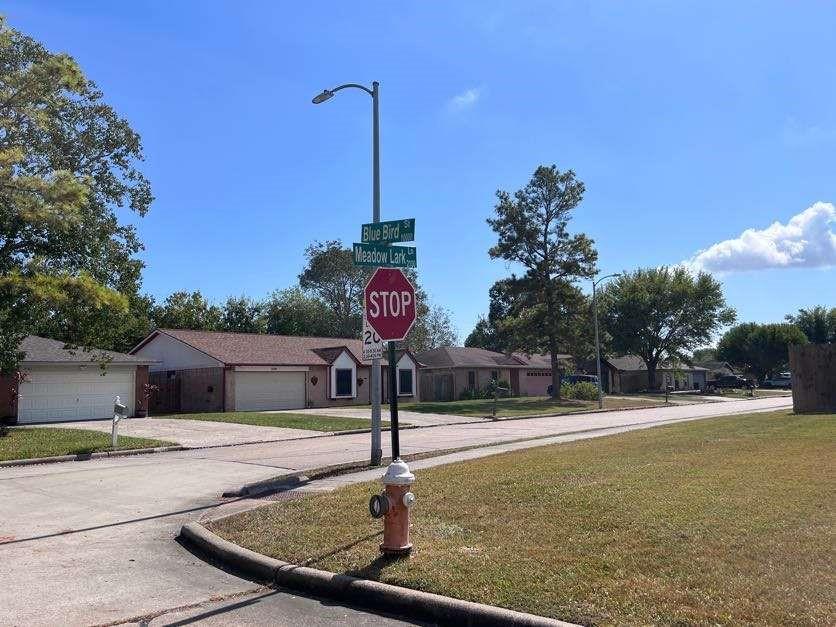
[369, 459, 415, 555]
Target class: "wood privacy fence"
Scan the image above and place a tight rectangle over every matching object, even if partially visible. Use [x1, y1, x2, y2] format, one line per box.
[789, 344, 836, 413]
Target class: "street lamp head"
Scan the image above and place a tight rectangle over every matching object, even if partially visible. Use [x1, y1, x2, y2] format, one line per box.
[312, 89, 334, 104]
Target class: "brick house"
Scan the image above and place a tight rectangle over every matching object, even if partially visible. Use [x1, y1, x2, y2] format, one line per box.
[1, 336, 154, 424]
[130, 329, 420, 413]
[415, 347, 566, 401]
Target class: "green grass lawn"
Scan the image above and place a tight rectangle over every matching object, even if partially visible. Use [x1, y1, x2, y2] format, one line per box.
[156, 411, 391, 432]
[0, 427, 172, 462]
[396, 394, 663, 417]
[211, 410, 835, 625]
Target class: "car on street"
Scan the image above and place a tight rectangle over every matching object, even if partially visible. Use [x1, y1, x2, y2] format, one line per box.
[706, 374, 755, 391]
[762, 372, 792, 389]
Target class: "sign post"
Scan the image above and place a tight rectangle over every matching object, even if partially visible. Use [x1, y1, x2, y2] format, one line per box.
[363, 267, 418, 555]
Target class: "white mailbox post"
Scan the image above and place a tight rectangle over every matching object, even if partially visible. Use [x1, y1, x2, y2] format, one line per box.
[112, 396, 127, 449]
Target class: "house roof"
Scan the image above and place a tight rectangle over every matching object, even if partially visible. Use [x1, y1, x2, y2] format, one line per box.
[19, 335, 153, 365]
[512, 352, 574, 368]
[416, 346, 529, 369]
[606, 355, 710, 372]
[693, 360, 736, 374]
[133, 329, 413, 367]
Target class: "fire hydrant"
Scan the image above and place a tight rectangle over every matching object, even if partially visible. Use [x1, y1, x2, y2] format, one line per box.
[369, 459, 415, 555]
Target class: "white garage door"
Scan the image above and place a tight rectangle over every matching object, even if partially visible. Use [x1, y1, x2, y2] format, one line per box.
[18, 366, 135, 424]
[235, 371, 306, 411]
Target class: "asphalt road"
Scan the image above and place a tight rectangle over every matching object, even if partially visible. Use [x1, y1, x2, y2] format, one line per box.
[0, 396, 791, 626]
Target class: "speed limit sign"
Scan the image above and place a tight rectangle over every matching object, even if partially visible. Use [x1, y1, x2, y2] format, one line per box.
[362, 317, 383, 360]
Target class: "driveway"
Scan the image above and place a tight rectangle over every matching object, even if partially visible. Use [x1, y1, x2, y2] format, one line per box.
[272, 405, 486, 427]
[35, 417, 321, 448]
[0, 396, 791, 625]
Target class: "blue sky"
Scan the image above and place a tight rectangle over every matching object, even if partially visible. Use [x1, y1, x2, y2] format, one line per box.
[8, 1, 836, 341]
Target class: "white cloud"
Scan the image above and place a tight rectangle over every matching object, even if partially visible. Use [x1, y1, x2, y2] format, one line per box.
[686, 202, 836, 273]
[448, 87, 481, 111]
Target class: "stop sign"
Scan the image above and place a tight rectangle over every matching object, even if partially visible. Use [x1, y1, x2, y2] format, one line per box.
[364, 268, 417, 341]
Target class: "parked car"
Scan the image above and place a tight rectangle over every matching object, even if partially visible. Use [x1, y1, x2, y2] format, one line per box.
[762, 372, 792, 389]
[706, 374, 755, 391]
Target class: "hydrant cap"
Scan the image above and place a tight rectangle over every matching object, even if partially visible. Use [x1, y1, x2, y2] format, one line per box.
[382, 459, 415, 485]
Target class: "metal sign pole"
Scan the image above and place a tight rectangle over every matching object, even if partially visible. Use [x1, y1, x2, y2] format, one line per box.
[388, 340, 400, 460]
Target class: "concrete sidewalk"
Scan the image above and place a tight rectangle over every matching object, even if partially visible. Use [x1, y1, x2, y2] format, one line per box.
[272, 405, 484, 427]
[0, 396, 792, 626]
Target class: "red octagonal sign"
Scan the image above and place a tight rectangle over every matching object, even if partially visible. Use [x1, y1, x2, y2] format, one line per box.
[364, 268, 417, 342]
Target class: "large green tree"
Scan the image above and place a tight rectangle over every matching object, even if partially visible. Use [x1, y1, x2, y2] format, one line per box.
[600, 267, 736, 389]
[299, 240, 365, 338]
[717, 322, 808, 381]
[152, 291, 221, 331]
[0, 18, 152, 370]
[785, 306, 836, 344]
[220, 295, 266, 334]
[263, 288, 337, 337]
[487, 165, 598, 398]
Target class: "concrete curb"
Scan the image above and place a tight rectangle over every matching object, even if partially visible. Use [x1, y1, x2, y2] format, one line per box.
[0, 445, 186, 468]
[179, 522, 573, 627]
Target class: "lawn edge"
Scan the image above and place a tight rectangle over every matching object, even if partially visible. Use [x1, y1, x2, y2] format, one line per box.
[0, 444, 185, 468]
[179, 521, 574, 627]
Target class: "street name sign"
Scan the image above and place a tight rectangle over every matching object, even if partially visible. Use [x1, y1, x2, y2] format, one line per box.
[361, 218, 415, 244]
[362, 317, 384, 360]
[364, 268, 417, 341]
[353, 242, 417, 268]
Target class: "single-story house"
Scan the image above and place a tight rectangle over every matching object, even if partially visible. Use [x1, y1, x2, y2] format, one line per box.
[513, 352, 575, 397]
[588, 355, 709, 393]
[693, 360, 736, 380]
[1, 335, 154, 424]
[130, 329, 420, 412]
[415, 347, 567, 401]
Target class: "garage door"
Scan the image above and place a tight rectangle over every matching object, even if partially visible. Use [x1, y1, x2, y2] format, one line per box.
[17, 367, 135, 424]
[235, 371, 306, 411]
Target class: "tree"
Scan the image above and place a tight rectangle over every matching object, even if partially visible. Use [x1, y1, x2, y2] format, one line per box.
[717, 322, 808, 381]
[406, 303, 457, 352]
[487, 165, 598, 398]
[263, 288, 337, 337]
[785, 306, 836, 343]
[600, 267, 736, 389]
[464, 316, 504, 352]
[691, 347, 717, 363]
[152, 291, 221, 331]
[298, 240, 365, 338]
[221, 296, 266, 334]
[0, 18, 152, 371]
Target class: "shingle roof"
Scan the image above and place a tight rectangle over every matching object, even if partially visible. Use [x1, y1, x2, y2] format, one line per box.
[416, 346, 527, 369]
[138, 329, 407, 366]
[19, 336, 153, 365]
[606, 355, 709, 372]
[513, 353, 574, 368]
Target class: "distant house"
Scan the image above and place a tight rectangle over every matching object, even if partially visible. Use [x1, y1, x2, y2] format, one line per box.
[1, 336, 154, 424]
[585, 355, 709, 393]
[693, 360, 737, 380]
[415, 347, 569, 401]
[130, 329, 419, 413]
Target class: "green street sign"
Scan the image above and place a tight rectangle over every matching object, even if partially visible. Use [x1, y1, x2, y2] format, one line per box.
[352, 242, 417, 268]
[361, 218, 415, 244]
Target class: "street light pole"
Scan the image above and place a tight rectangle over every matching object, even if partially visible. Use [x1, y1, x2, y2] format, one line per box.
[592, 273, 620, 409]
[313, 81, 383, 466]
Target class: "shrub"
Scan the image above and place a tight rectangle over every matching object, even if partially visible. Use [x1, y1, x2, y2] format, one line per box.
[561, 381, 599, 401]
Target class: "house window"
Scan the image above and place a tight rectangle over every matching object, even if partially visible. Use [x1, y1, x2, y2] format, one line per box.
[335, 369, 353, 397]
[468, 370, 476, 389]
[398, 369, 413, 396]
